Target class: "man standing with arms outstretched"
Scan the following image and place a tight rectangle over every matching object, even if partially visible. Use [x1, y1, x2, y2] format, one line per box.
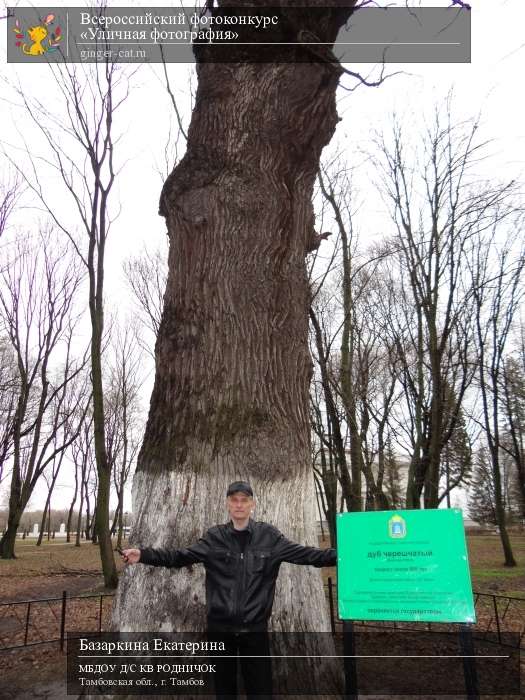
[122, 480, 336, 698]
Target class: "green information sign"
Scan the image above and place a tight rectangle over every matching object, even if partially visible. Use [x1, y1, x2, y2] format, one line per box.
[337, 509, 476, 623]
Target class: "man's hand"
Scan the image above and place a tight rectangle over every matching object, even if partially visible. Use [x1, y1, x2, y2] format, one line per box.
[120, 548, 141, 565]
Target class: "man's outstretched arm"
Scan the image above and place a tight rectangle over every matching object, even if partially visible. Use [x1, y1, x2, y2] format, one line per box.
[273, 532, 336, 567]
[122, 536, 211, 568]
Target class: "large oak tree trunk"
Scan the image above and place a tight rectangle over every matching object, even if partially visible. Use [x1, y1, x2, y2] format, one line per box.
[112, 5, 356, 693]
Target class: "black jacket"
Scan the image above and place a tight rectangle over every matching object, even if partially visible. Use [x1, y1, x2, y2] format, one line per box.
[139, 519, 336, 627]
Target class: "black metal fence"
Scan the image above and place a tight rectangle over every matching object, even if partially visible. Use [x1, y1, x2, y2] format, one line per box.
[326, 578, 525, 649]
[0, 591, 114, 652]
[1, 580, 524, 653]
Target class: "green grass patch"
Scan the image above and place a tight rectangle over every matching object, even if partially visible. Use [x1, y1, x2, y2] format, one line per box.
[472, 567, 524, 578]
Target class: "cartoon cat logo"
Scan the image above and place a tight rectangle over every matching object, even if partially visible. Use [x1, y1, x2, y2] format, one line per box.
[13, 14, 62, 56]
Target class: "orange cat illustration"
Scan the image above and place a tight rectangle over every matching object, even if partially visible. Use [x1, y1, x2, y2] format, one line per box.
[23, 25, 48, 55]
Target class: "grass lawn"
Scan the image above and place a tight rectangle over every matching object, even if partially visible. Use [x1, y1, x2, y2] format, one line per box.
[466, 533, 525, 594]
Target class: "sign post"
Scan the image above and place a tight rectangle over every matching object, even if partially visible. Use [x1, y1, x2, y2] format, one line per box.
[337, 509, 477, 697]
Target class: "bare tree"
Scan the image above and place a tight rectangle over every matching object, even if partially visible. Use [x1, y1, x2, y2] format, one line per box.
[104, 322, 143, 548]
[0, 171, 22, 241]
[37, 469, 60, 545]
[310, 300, 353, 515]
[66, 456, 80, 543]
[8, 58, 135, 585]
[122, 245, 168, 359]
[501, 355, 525, 517]
[36, 371, 90, 546]
[308, 193, 348, 537]
[65, 404, 92, 544]
[315, 163, 404, 512]
[81, 448, 98, 544]
[317, 166, 364, 511]
[0, 337, 18, 485]
[375, 100, 515, 508]
[469, 224, 525, 566]
[0, 231, 87, 558]
[310, 377, 339, 545]
[71, 415, 95, 547]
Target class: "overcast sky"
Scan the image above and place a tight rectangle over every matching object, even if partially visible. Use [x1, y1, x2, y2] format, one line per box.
[1, 0, 524, 518]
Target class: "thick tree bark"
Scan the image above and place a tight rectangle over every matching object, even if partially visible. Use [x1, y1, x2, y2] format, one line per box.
[112, 6, 356, 693]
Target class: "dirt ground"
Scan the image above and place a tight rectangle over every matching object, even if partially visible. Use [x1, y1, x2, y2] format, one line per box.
[0, 534, 523, 699]
[0, 539, 124, 699]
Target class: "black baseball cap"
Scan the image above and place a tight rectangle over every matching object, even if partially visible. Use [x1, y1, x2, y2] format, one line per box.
[226, 481, 253, 497]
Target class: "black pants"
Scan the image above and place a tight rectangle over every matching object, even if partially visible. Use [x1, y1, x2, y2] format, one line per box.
[207, 625, 273, 699]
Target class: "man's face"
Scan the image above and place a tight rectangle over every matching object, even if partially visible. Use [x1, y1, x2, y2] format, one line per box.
[227, 492, 254, 520]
